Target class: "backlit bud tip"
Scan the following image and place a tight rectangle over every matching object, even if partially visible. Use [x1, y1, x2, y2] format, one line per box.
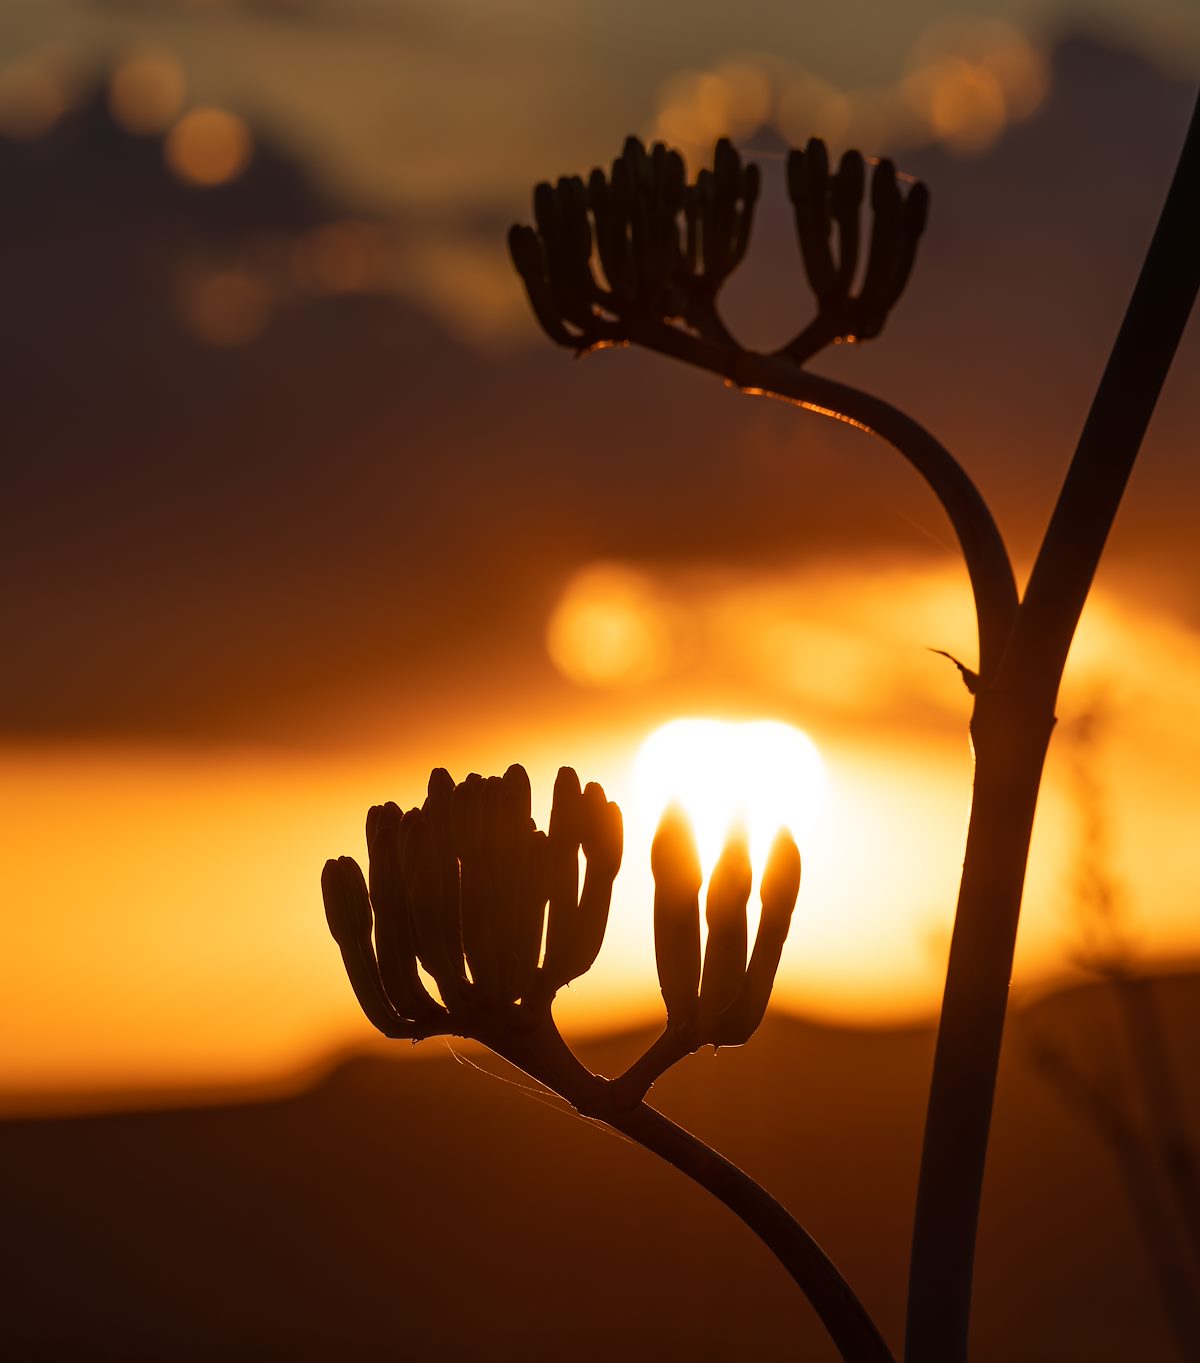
[367, 800, 402, 851]
[366, 803, 383, 849]
[651, 805, 702, 895]
[761, 830, 802, 910]
[549, 766, 583, 842]
[428, 768, 454, 801]
[322, 855, 372, 944]
[710, 829, 753, 902]
[503, 763, 533, 826]
[581, 783, 623, 872]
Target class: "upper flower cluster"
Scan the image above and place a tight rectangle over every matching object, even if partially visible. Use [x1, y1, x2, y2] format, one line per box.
[509, 134, 759, 351]
[508, 132, 929, 366]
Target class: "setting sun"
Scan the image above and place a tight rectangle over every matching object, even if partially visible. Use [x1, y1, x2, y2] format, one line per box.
[632, 718, 827, 876]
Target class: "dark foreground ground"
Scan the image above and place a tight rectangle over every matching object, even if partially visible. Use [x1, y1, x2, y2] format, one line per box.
[4, 974, 1198, 1362]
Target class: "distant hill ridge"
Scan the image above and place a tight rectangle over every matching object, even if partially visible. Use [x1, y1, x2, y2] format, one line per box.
[5, 972, 1197, 1360]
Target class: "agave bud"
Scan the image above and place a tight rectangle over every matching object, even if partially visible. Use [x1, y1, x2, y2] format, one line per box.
[698, 829, 752, 1034]
[322, 856, 410, 1037]
[661, 147, 686, 210]
[508, 225, 576, 347]
[549, 175, 597, 329]
[498, 764, 547, 1002]
[789, 138, 838, 306]
[402, 806, 466, 1010]
[570, 782, 623, 982]
[587, 168, 618, 297]
[652, 805, 702, 1029]
[875, 180, 929, 321]
[368, 803, 442, 1022]
[714, 830, 801, 1046]
[421, 767, 467, 997]
[323, 853, 371, 946]
[621, 135, 651, 190]
[706, 138, 741, 280]
[540, 766, 584, 991]
[831, 150, 866, 296]
[455, 773, 501, 1001]
[627, 157, 656, 297]
[855, 158, 903, 335]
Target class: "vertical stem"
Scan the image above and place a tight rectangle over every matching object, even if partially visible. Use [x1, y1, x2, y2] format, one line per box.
[906, 88, 1199, 1362]
[1005, 89, 1200, 691]
[905, 690, 1055, 1362]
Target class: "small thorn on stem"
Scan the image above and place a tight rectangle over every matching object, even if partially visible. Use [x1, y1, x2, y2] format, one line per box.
[928, 647, 980, 694]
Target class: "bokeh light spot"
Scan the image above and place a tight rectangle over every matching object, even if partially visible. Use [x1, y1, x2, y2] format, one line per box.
[179, 268, 271, 345]
[109, 51, 185, 134]
[0, 62, 64, 140]
[547, 563, 675, 688]
[905, 18, 1048, 154]
[907, 58, 1007, 153]
[165, 106, 252, 187]
[297, 220, 389, 294]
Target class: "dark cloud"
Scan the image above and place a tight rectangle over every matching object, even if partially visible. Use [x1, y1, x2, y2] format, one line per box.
[2, 37, 1197, 744]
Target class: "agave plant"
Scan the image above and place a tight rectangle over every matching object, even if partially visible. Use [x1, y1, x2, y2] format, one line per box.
[328, 98, 1199, 1363]
[323, 763, 895, 1358]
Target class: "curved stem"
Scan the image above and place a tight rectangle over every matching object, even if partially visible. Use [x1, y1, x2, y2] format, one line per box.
[622, 321, 1019, 682]
[776, 314, 841, 366]
[488, 1022, 895, 1363]
[608, 1102, 895, 1363]
[610, 1025, 692, 1107]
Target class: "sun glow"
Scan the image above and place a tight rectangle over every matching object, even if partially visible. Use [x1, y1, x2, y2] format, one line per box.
[632, 718, 827, 876]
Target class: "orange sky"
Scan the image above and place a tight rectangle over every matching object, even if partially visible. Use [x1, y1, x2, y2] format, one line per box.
[5, 561, 1200, 1104]
[0, 11, 1197, 1107]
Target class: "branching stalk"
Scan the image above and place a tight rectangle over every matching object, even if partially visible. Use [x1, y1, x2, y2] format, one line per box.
[490, 1022, 897, 1363]
[615, 322, 1019, 684]
[329, 94, 1200, 1363]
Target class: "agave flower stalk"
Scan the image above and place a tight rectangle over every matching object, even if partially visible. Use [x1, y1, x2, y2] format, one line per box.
[510, 135, 1017, 686]
[325, 765, 893, 1362]
[509, 100, 1200, 1362]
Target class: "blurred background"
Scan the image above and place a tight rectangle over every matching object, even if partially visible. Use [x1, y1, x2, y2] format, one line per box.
[2, 2, 1199, 1358]
[2, 0, 1198, 1100]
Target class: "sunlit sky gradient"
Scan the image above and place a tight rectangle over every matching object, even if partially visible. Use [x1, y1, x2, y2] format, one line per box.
[1, 0, 1198, 1102]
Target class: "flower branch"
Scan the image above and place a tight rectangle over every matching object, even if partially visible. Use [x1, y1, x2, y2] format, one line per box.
[324, 764, 894, 1362]
[510, 135, 1017, 684]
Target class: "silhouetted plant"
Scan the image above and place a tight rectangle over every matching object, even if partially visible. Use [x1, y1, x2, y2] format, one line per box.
[327, 90, 1199, 1363]
[325, 765, 892, 1360]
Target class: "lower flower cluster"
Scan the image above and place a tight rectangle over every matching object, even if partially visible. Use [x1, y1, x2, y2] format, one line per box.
[322, 764, 622, 1040]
